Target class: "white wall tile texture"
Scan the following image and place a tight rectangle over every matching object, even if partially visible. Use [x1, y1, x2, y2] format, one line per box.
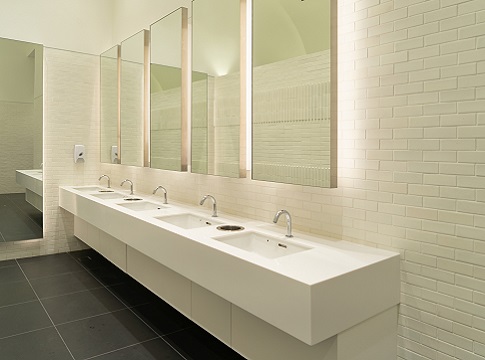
[42, 48, 100, 256]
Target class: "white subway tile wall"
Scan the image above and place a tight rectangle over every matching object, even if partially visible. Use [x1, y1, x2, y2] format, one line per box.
[42, 48, 100, 256]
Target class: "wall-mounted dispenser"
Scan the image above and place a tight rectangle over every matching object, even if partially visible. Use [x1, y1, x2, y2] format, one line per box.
[74, 145, 85, 163]
[111, 145, 118, 164]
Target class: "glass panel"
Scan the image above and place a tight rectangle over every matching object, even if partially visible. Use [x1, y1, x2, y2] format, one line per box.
[150, 8, 186, 171]
[0, 37, 44, 239]
[120, 30, 146, 166]
[100, 45, 119, 164]
[192, 0, 242, 177]
[252, 0, 336, 188]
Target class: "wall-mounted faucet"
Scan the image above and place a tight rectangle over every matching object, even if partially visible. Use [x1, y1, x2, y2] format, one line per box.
[153, 185, 168, 204]
[120, 179, 134, 195]
[98, 174, 111, 188]
[273, 209, 293, 238]
[200, 195, 217, 217]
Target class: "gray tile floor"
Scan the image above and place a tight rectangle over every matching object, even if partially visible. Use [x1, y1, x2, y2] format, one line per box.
[0, 250, 246, 360]
[0, 193, 43, 241]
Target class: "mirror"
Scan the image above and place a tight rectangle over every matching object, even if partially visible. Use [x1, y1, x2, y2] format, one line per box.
[0, 37, 43, 241]
[120, 30, 149, 167]
[100, 45, 120, 164]
[252, 0, 337, 187]
[191, 0, 244, 177]
[150, 8, 188, 171]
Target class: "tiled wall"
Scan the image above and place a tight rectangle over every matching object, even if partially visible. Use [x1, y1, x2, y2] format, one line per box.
[338, 0, 485, 358]
[0, 101, 34, 194]
[42, 48, 100, 255]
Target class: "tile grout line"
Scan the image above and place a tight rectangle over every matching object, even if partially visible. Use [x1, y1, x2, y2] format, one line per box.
[67, 251, 191, 360]
[15, 258, 76, 360]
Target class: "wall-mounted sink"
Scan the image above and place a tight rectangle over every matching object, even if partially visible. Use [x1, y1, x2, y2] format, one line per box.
[155, 213, 223, 229]
[213, 231, 312, 259]
[74, 186, 105, 192]
[118, 201, 167, 211]
[92, 192, 126, 200]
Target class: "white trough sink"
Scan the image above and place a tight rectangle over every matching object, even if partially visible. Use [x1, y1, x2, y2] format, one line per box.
[155, 213, 223, 229]
[214, 231, 312, 259]
[118, 201, 168, 211]
[59, 185, 400, 346]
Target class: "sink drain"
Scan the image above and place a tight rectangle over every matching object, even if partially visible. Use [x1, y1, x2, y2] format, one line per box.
[217, 225, 245, 231]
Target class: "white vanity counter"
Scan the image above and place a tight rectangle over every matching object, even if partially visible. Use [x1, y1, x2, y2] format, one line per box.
[16, 169, 43, 212]
[59, 185, 400, 348]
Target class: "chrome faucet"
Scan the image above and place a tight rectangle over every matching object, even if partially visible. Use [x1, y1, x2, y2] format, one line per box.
[153, 185, 168, 204]
[273, 209, 293, 238]
[98, 174, 111, 188]
[200, 195, 217, 217]
[120, 179, 134, 195]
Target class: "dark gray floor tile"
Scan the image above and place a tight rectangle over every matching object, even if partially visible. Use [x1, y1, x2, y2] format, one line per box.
[88, 265, 132, 286]
[42, 287, 126, 325]
[0, 259, 17, 268]
[0, 301, 52, 338]
[108, 279, 159, 307]
[0, 263, 26, 283]
[18, 253, 85, 279]
[57, 309, 157, 360]
[30, 270, 103, 299]
[131, 299, 194, 336]
[0, 327, 72, 360]
[165, 326, 246, 360]
[0, 280, 37, 307]
[70, 249, 113, 270]
[90, 338, 184, 360]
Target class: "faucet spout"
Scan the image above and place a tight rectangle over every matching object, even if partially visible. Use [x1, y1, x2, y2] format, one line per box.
[120, 179, 134, 195]
[98, 174, 111, 188]
[200, 195, 217, 217]
[273, 209, 293, 238]
[153, 185, 168, 204]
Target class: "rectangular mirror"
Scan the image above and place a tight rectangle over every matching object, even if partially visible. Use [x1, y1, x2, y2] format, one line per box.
[150, 8, 188, 171]
[0, 37, 44, 241]
[252, 0, 337, 187]
[191, 0, 245, 177]
[100, 45, 120, 164]
[120, 30, 148, 167]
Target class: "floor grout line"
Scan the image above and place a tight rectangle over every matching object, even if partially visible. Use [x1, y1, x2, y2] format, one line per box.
[67, 251, 190, 360]
[15, 259, 76, 360]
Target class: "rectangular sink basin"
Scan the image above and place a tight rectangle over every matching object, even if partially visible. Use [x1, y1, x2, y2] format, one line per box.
[92, 192, 126, 199]
[74, 186, 105, 192]
[118, 201, 167, 211]
[155, 213, 222, 229]
[213, 231, 312, 259]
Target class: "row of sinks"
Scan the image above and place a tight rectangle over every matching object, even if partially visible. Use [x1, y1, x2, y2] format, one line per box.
[61, 185, 400, 346]
[72, 186, 311, 260]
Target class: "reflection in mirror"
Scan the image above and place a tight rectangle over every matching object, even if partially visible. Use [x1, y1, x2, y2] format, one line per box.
[252, 0, 337, 188]
[192, 0, 244, 177]
[150, 8, 188, 171]
[0, 37, 44, 241]
[100, 45, 120, 164]
[120, 30, 148, 167]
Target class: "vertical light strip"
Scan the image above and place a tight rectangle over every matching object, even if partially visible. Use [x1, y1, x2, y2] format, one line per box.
[245, 0, 252, 173]
[239, 0, 248, 178]
[117, 45, 122, 164]
[143, 29, 150, 167]
[330, 0, 338, 188]
[181, 7, 189, 172]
